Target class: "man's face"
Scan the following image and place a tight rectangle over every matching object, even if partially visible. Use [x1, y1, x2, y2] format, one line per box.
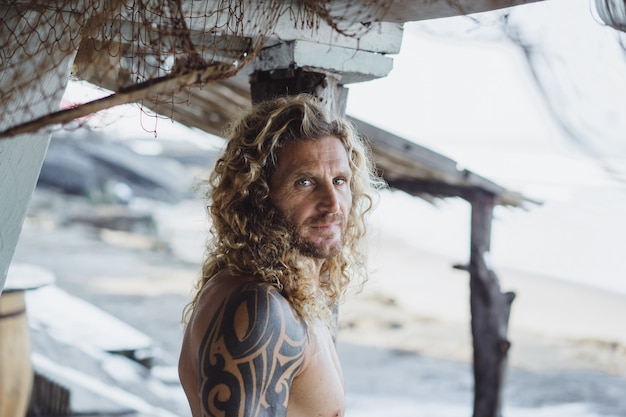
[270, 136, 353, 259]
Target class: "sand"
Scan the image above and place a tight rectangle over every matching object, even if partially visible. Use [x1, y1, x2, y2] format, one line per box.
[341, 232, 626, 376]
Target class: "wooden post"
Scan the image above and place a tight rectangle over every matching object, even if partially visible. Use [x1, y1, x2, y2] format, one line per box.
[249, 68, 348, 118]
[464, 190, 516, 417]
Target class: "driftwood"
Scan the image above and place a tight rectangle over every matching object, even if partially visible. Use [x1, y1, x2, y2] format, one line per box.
[456, 190, 515, 417]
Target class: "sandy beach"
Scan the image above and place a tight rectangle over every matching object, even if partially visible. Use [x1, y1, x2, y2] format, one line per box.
[9, 184, 626, 417]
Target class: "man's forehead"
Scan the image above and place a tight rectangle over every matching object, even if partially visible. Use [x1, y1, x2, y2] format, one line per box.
[277, 137, 349, 165]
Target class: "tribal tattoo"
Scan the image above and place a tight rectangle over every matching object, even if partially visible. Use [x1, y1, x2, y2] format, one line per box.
[198, 282, 307, 417]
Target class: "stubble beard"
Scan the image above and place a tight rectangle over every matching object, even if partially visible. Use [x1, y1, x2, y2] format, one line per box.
[291, 214, 346, 260]
[293, 233, 342, 259]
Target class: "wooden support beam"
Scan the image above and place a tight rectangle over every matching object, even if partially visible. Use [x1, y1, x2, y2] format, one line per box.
[351, 117, 532, 208]
[462, 190, 515, 417]
[253, 40, 394, 84]
[249, 68, 348, 118]
[387, 178, 478, 201]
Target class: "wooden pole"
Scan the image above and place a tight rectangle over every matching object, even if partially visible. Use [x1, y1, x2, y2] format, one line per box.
[249, 68, 347, 118]
[464, 190, 516, 417]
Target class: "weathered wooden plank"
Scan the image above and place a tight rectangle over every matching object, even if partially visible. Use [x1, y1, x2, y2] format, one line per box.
[177, 1, 404, 54]
[351, 117, 531, 207]
[253, 40, 394, 84]
[387, 178, 480, 200]
[85, 1, 403, 58]
[153, 75, 253, 137]
[267, 15, 403, 55]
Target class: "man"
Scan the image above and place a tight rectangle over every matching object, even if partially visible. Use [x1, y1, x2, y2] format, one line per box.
[179, 94, 383, 417]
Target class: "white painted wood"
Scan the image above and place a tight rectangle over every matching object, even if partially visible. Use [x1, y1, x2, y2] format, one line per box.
[176, 1, 403, 54]
[253, 40, 394, 83]
[176, 0, 540, 51]
[0, 7, 79, 294]
[106, 6, 402, 55]
[0, 136, 51, 294]
[265, 18, 403, 55]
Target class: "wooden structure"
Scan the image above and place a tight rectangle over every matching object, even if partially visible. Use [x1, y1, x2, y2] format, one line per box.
[352, 117, 529, 417]
[0, 265, 54, 417]
[0, 1, 546, 416]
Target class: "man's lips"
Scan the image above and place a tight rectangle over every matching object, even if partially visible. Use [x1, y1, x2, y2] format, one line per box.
[309, 223, 341, 236]
[303, 214, 344, 235]
[310, 222, 340, 229]
[306, 214, 344, 227]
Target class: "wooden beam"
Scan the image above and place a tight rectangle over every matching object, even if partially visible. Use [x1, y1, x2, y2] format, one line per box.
[352, 117, 531, 207]
[387, 178, 481, 201]
[253, 40, 394, 84]
[176, 1, 404, 54]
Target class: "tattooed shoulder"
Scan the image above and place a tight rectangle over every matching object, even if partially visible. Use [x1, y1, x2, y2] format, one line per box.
[198, 282, 307, 417]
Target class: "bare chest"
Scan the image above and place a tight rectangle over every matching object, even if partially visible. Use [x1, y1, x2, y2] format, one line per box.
[287, 322, 345, 417]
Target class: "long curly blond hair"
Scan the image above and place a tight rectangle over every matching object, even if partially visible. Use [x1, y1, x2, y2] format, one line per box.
[184, 94, 384, 323]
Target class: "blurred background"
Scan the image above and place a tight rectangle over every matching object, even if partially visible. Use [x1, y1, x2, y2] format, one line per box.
[9, 0, 626, 416]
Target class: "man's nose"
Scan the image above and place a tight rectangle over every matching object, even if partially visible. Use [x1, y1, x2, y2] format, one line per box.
[318, 182, 340, 213]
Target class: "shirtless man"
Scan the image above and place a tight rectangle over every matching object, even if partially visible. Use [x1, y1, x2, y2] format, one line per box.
[179, 94, 383, 417]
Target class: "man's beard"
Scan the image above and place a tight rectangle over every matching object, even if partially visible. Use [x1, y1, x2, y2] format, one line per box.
[286, 214, 346, 259]
[293, 233, 342, 259]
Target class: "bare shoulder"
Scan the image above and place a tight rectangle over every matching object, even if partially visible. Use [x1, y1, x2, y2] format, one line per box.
[195, 279, 308, 417]
[203, 280, 308, 352]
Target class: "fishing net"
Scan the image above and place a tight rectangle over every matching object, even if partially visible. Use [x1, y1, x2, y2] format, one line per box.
[0, 0, 392, 139]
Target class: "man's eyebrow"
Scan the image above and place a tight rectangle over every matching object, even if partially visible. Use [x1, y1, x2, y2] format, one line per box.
[291, 170, 315, 179]
[291, 169, 351, 178]
[334, 168, 352, 179]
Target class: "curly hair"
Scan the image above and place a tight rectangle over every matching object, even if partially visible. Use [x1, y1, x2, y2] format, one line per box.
[184, 94, 384, 324]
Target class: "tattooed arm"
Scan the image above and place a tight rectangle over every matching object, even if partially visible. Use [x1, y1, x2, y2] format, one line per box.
[197, 282, 307, 417]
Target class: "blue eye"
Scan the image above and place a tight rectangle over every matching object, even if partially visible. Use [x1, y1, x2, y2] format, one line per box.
[333, 178, 346, 186]
[296, 179, 312, 186]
